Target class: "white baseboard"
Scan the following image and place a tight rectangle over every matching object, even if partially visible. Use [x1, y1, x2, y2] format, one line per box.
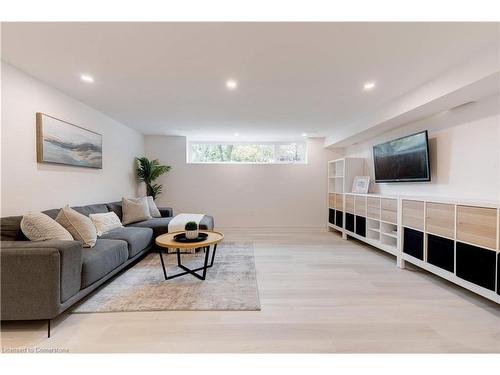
[215, 226, 327, 233]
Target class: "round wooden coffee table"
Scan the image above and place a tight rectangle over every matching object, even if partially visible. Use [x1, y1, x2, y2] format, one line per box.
[155, 231, 224, 280]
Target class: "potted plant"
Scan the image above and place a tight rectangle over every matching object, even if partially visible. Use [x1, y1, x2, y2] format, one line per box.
[136, 157, 172, 200]
[185, 221, 199, 239]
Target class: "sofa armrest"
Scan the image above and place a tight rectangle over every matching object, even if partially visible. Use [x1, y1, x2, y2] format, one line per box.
[158, 207, 174, 218]
[0, 240, 83, 320]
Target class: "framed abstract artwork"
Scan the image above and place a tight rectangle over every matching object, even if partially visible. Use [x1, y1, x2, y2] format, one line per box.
[352, 176, 370, 194]
[36, 113, 102, 169]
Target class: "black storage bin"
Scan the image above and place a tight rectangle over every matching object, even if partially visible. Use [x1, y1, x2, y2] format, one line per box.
[427, 234, 454, 272]
[355, 216, 366, 237]
[456, 242, 496, 291]
[403, 227, 424, 260]
[335, 210, 343, 228]
[346, 213, 355, 232]
[497, 253, 500, 296]
[328, 209, 335, 225]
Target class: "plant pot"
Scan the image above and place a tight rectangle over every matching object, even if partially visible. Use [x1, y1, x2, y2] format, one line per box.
[185, 229, 199, 239]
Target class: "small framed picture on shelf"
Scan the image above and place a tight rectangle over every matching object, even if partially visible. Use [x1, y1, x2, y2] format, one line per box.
[352, 176, 370, 194]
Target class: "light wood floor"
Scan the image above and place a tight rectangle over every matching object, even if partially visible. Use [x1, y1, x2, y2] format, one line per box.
[1, 229, 499, 353]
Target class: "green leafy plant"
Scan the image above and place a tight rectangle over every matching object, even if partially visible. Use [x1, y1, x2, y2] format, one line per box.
[136, 157, 171, 200]
[185, 221, 198, 231]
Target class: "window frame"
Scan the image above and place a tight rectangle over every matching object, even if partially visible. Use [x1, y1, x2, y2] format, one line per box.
[187, 140, 308, 165]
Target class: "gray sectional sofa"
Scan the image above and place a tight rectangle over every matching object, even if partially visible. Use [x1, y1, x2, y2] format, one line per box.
[0, 200, 214, 334]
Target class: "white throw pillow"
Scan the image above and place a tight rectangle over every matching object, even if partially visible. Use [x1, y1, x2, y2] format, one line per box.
[21, 212, 74, 242]
[122, 197, 152, 225]
[90, 212, 123, 236]
[146, 196, 161, 218]
[56, 205, 97, 248]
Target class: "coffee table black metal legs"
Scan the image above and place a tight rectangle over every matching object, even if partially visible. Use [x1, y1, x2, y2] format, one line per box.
[158, 244, 218, 281]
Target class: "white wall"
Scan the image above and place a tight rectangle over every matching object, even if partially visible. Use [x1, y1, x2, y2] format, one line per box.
[343, 94, 500, 202]
[145, 136, 337, 229]
[1, 63, 145, 216]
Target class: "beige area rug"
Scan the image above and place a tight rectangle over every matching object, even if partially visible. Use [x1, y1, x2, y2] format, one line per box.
[71, 241, 261, 312]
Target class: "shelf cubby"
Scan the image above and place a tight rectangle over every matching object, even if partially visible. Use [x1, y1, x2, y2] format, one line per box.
[381, 198, 398, 224]
[335, 210, 343, 227]
[367, 196, 381, 220]
[426, 202, 455, 239]
[346, 213, 355, 233]
[345, 195, 355, 214]
[402, 200, 425, 231]
[355, 216, 366, 237]
[456, 205, 497, 250]
[328, 193, 336, 209]
[456, 241, 496, 291]
[381, 233, 397, 249]
[367, 230, 380, 241]
[366, 218, 381, 241]
[355, 195, 366, 217]
[403, 227, 424, 260]
[328, 209, 335, 225]
[497, 253, 500, 296]
[380, 222, 397, 237]
[367, 218, 380, 231]
[427, 233, 454, 273]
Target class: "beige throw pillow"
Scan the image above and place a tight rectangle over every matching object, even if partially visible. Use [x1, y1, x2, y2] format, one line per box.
[90, 212, 123, 236]
[21, 212, 74, 241]
[56, 205, 97, 248]
[146, 196, 161, 218]
[122, 197, 152, 225]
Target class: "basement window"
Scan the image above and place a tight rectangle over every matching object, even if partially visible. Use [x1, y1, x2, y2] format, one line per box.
[188, 141, 307, 164]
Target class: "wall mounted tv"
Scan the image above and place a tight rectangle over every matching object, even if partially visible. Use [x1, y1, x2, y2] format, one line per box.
[373, 130, 431, 183]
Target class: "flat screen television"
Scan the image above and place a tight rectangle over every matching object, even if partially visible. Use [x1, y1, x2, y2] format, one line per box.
[373, 130, 431, 183]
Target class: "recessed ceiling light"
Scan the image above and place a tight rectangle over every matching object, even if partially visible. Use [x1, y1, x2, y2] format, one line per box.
[226, 79, 238, 90]
[302, 132, 308, 137]
[234, 132, 239, 137]
[80, 74, 94, 83]
[363, 82, 376, 91]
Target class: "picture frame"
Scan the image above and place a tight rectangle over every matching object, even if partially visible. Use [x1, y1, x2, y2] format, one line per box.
[352, 176, 370, 194]
[36, 112, 102, 169]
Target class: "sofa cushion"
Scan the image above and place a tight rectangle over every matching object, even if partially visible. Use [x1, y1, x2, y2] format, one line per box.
[127, 217, 172, 237]
[81, 239, 128, 288]
[100, 227, 153, 258]
[72, 204, 109, 217]
[42, 209, 61, 220]
[106, 201, 123, 221]
[0, 215, 28, 241]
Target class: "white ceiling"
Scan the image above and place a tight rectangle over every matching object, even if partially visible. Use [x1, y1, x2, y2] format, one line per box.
[2, 22, 499, 141]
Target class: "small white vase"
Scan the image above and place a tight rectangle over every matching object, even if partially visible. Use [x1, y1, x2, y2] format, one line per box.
[185, 229, 199, 239]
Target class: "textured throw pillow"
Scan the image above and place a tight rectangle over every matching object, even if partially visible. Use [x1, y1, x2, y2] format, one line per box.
[20, 212, 74, 242]
[56, 205, 97, 248]
[89, 212, 123, 236]
[122, 197, 152, 225]
[146, 196, 161, 218]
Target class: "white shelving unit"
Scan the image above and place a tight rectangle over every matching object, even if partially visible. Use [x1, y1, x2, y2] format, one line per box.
[326, 157, 500, 303]
[327, 157, 364, 236]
